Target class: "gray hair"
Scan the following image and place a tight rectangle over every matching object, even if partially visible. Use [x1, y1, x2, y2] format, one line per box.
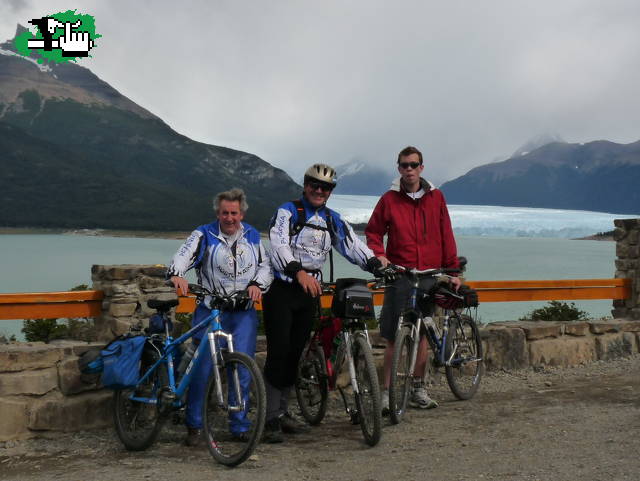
[213, 188, 249, 213]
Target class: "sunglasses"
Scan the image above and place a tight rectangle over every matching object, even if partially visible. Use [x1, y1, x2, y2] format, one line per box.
[398, 161, 421, 170]
[307, 181, 334, 193]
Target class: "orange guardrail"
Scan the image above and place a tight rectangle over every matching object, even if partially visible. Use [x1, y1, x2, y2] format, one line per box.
[0, 291, 104, 320]
[0, 278, 632, 321]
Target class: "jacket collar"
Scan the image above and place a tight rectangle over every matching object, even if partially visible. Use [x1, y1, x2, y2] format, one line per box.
[389, 177, 436, 193]
[208, 221, 250, 243]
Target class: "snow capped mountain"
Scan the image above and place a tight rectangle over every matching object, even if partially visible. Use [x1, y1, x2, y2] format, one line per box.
[333, 159, 395, 196]
[511, 133, 565, 158]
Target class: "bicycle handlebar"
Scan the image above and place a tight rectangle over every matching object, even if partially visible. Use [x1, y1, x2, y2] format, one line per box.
[187, 283, 251, 310]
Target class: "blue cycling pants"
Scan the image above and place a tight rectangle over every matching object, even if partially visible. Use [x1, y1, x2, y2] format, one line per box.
[185, 304, 258, 433]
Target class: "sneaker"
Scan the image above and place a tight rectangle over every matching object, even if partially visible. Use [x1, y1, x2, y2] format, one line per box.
[184, 427, 203, 447]
[409, 382, 438, 409]
[279, 412, 310, 434]
[381, 389, 390, 416]
[262, 417, 284, 444]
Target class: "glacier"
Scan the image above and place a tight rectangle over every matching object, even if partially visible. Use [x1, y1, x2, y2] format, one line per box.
[327, 194, 639, 238]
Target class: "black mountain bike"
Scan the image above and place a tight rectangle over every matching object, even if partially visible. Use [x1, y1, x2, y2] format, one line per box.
[388, 266, 483, 424]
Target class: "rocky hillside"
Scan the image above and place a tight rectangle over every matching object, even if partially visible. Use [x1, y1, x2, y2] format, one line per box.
[0, 26, 299, 231]
[441, 139, 640, 214]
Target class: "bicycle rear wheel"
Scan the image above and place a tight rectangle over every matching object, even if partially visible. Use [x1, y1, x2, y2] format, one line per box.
[352, 334, 382, 446]
[295, 341, 328, 425]
[203, 351, 266, 467]
[445, 312, 483, 400]
[113, 351, 167, 451]
[389, 325, 413, 424]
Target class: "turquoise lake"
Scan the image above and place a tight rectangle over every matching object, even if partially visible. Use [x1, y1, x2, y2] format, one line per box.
[0, 233, 616, 341]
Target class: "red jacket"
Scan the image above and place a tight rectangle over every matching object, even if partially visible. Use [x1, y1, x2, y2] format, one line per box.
[365, 178, 459, 271]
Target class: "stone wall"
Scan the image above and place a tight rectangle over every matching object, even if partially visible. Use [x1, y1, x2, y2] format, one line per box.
[613, 218, 640, 320]
[0, 341, 109, 441]
[480, 319, 640, 370]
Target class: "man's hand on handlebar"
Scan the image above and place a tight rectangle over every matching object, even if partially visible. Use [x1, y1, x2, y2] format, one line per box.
[247, 285, 262, 302]
[374, 265, 403, 284]
[171, 275, 189, 296]
[450, 276, 462, 291]
[296, 271, 322, 297]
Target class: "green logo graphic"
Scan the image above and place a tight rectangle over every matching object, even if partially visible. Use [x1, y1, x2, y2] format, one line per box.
[14, 10, 100, 64]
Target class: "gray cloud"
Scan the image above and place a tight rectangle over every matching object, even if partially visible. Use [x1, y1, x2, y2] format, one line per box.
[2, 0, 639, 185]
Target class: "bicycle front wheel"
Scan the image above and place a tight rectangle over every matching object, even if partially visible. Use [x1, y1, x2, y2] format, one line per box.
[113, 351, 167, 451]
[352, 334, 382, 446]
[295, 341, 328, 425]
[203, 351, 266, 467]
[389, 325, 413, 425]
[445, 313, 484, 400]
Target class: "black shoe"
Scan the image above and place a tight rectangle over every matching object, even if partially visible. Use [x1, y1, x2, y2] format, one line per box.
[184, 427, 202, 447]
[262, 418, 284, 444]
[231, 431, 250, 442]
[279, 412, 310, 434]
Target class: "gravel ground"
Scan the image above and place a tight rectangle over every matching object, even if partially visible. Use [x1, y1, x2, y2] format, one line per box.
[1, 355, 639, 481]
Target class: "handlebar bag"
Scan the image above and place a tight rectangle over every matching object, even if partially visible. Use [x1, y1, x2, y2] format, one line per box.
[101, 335, 147, 389]
[331, 278, 374, 319]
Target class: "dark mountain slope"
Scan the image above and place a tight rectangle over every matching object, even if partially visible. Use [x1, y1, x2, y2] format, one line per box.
[441, 140, 640, 214]
[0, 27, 299, 230]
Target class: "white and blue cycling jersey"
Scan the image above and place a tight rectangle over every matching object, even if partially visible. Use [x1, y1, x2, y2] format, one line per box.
[168, 221, 272, 296]
[269, 197, 376, 282]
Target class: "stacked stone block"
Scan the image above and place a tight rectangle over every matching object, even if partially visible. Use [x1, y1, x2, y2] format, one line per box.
[91, 264, 177, 341]
[613, 218, 640, 319]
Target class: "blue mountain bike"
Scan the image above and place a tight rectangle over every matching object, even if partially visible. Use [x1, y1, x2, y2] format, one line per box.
[112, 283, 266, 467]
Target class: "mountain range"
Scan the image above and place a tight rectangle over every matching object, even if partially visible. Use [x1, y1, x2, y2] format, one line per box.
[0, 26, 300, 231]
[333, 160, 394, 196]
[441, 138, 640, 214]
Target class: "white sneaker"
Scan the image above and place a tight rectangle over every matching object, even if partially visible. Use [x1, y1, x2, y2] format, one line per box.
[381, 389, 390, 416]
[409, 382, 438, 409]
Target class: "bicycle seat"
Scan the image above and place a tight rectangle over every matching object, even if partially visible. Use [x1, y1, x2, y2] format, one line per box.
[147, 298, 179, 311]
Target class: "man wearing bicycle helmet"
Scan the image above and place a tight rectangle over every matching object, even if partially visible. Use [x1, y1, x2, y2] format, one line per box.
[167, 188, 272, 447]
[263, 163, 382, 443]
[366, 146, 461, 413]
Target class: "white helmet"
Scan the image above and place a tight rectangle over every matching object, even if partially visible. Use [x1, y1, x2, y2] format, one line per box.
[304, 163, 337, 186]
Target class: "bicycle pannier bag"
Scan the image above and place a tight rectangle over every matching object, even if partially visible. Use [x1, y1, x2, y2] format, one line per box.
[331, 278, 374, 319]
[101, 335, 146, 389]
[78, 347, 104, 375]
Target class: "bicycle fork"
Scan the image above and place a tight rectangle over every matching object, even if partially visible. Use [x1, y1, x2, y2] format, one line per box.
[207, 331, 244, 412]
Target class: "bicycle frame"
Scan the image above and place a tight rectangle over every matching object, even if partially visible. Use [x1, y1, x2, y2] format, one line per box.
[396, 270, 459, 373]
[129, 307, 243, 412]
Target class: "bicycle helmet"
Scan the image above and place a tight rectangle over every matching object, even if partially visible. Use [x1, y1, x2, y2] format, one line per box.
[303, 163, 337, 186]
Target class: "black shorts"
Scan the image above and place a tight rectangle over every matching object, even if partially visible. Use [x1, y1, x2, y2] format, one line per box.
[379, 275, 436, 341]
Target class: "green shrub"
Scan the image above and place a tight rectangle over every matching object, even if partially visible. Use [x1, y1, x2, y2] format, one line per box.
[520, 301, 588, 322]
[22, 318, 68, 343]
[21, 283, 97, 343]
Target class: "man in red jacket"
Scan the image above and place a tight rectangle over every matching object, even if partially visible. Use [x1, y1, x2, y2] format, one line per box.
[365, 146, 461, 412]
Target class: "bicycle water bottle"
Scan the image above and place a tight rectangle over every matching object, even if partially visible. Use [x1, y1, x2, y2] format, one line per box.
[178, 342, 196, 375]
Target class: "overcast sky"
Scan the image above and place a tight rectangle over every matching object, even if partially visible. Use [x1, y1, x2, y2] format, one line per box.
[2, 0, 640, 185]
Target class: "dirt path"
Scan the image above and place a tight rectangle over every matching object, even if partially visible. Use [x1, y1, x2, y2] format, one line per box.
[2, 356, 639, 481]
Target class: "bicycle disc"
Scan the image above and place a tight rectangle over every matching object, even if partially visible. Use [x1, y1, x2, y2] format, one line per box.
[352, 335, 382, 446]
[389, 325, 413, 424]
[113, 350, 167, 451]
[445, 312, 484, 400]
[203, 351, 266, 467]
[295, 341, 329, 425]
